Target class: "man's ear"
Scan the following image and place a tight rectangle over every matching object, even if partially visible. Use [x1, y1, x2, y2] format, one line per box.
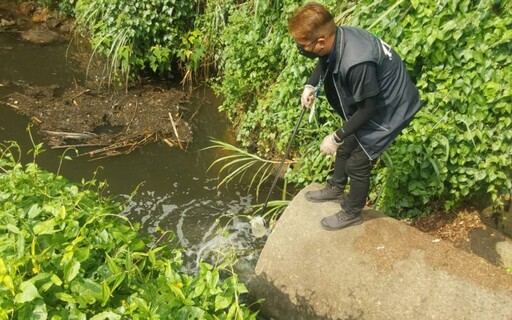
[317, 37, 327, 49]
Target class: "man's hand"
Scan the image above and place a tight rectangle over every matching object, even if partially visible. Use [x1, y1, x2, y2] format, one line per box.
[301, 85, 316, 108]
[320, 133, 343, 155]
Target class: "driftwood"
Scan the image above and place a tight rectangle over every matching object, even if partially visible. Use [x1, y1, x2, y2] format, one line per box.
[43, 130, 97, 139]
[0, 100, 19, 109]
[31, 116, 42, 124]
[81, 134, 157, 159]
[163, 138, 175, 148]
[51, 143, 105, 149]
[162, 137, 187, 149]
[168, 112, 183, 150]
[70, 89, 90, 101]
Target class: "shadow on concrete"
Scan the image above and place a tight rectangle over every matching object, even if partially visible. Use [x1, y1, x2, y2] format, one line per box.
[467, 228, 505, 265]
[250, 272, 365, 320]
[361, 208, 387, 222]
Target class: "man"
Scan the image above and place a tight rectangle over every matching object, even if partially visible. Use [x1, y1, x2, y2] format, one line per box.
[288, 2, 422, 230]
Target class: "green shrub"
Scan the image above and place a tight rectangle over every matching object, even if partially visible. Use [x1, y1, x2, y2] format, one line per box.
[0, 141, 258, 319]
[354, 0, 512, 215]
[73, 0, 199, 84]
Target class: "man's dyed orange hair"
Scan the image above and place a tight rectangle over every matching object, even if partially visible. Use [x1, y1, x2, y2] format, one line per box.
[288, 2, 336, 42]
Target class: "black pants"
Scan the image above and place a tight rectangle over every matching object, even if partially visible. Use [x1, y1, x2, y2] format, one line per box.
[328, 135, 376, 215]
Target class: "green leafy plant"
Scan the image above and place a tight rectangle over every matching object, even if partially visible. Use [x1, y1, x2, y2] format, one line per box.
[73, 0, 197, 84]
[353, 0, 512, 215]
[0, 141, 259, 319]
[204, 139, 294, 225]
[177, 30, 207, 84]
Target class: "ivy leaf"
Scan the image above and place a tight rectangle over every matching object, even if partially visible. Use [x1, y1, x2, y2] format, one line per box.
[64, 260, 81, 283]
[192, 281, 205, 298]
[31, 299, 48, 320]
[14, 281, 42, 303]
[51, 274, 63, 286]
[33, 218, 57, 235]
[89, 311, 121, 320]
[101, 280, 111, 307]
[0, 258, 6, 275]
[214, 294, 231, 311]
[71, 279, 103, 307]
[6, 224, 21, 234]
[3, 275, 15, 295]
[170, 284, 186, 302]
[27, 204, 42, 219]
[55, 292, 77, 303]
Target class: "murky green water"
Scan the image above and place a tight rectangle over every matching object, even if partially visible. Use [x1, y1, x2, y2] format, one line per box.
[0, 32, 264, 271]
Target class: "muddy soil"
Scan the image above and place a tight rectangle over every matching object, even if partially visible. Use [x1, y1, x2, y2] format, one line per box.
[1, 2, 192, 158]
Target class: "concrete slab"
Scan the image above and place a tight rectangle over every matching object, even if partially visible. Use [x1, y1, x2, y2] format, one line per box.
[250, 184, 512, 319]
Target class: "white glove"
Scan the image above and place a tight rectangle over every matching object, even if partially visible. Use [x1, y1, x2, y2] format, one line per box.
[320, 133, 343, 155]
[301, 84, 316, 108]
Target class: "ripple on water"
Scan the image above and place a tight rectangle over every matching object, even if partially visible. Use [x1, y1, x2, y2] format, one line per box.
[121, 189, 264, 274]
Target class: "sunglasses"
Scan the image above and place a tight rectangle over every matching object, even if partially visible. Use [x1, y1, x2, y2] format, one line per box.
[296, 38, 318, 55]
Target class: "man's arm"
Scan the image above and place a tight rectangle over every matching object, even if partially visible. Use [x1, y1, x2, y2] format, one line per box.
[306, 62, 322, 86]
[334, 62, 380, 141]
[335, 96, 377, 141]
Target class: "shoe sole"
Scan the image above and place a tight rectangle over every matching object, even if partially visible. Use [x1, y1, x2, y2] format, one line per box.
[320, 218, 363, 231]
[305, 196, 345, 203]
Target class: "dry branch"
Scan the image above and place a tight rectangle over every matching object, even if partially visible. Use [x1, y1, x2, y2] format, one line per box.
[44, 130, 97, 139]
[168, 112, 183, 150]
[0, 100, 19, 109]
[51, 143, 106, 149]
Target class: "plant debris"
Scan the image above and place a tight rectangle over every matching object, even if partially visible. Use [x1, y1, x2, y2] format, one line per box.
[4, 83, 192, 158]
[411, 208, 487, 247]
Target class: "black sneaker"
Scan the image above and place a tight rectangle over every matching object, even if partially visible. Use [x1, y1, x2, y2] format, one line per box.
[320, 210, 362, 230]
[305, 184, 345, 203]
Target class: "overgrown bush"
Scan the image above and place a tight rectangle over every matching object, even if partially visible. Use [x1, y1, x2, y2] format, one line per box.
[72, 0, 202, 84]
[210, 0, 512, 216]
[49, 0, 511, 216]
[0, 141, 258, 319]
[352, 0, 512, 215]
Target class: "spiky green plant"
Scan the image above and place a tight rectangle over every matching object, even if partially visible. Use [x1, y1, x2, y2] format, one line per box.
[205, 139, 295, 201]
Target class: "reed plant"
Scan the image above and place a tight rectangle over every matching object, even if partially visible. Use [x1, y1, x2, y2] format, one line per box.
[205, 139, 295, 201]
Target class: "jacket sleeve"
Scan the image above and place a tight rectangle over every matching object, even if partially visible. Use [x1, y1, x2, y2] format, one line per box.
[335, 96, 377, 140]
[306, 62, 322, 86]
[335, 62, 379, 140]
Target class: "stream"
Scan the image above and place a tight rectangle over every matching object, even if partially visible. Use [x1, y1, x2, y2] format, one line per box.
[0, 31, 265, 274]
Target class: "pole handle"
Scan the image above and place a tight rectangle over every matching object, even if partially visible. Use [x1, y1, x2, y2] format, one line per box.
[260, 106, 307, 216]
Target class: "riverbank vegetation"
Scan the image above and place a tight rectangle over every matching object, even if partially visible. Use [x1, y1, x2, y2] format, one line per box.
[0, 141, 258, 319]
[31, 0, 511, 218]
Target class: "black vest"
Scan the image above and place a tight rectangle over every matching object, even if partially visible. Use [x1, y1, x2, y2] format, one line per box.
[324, 27, 422, 160]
